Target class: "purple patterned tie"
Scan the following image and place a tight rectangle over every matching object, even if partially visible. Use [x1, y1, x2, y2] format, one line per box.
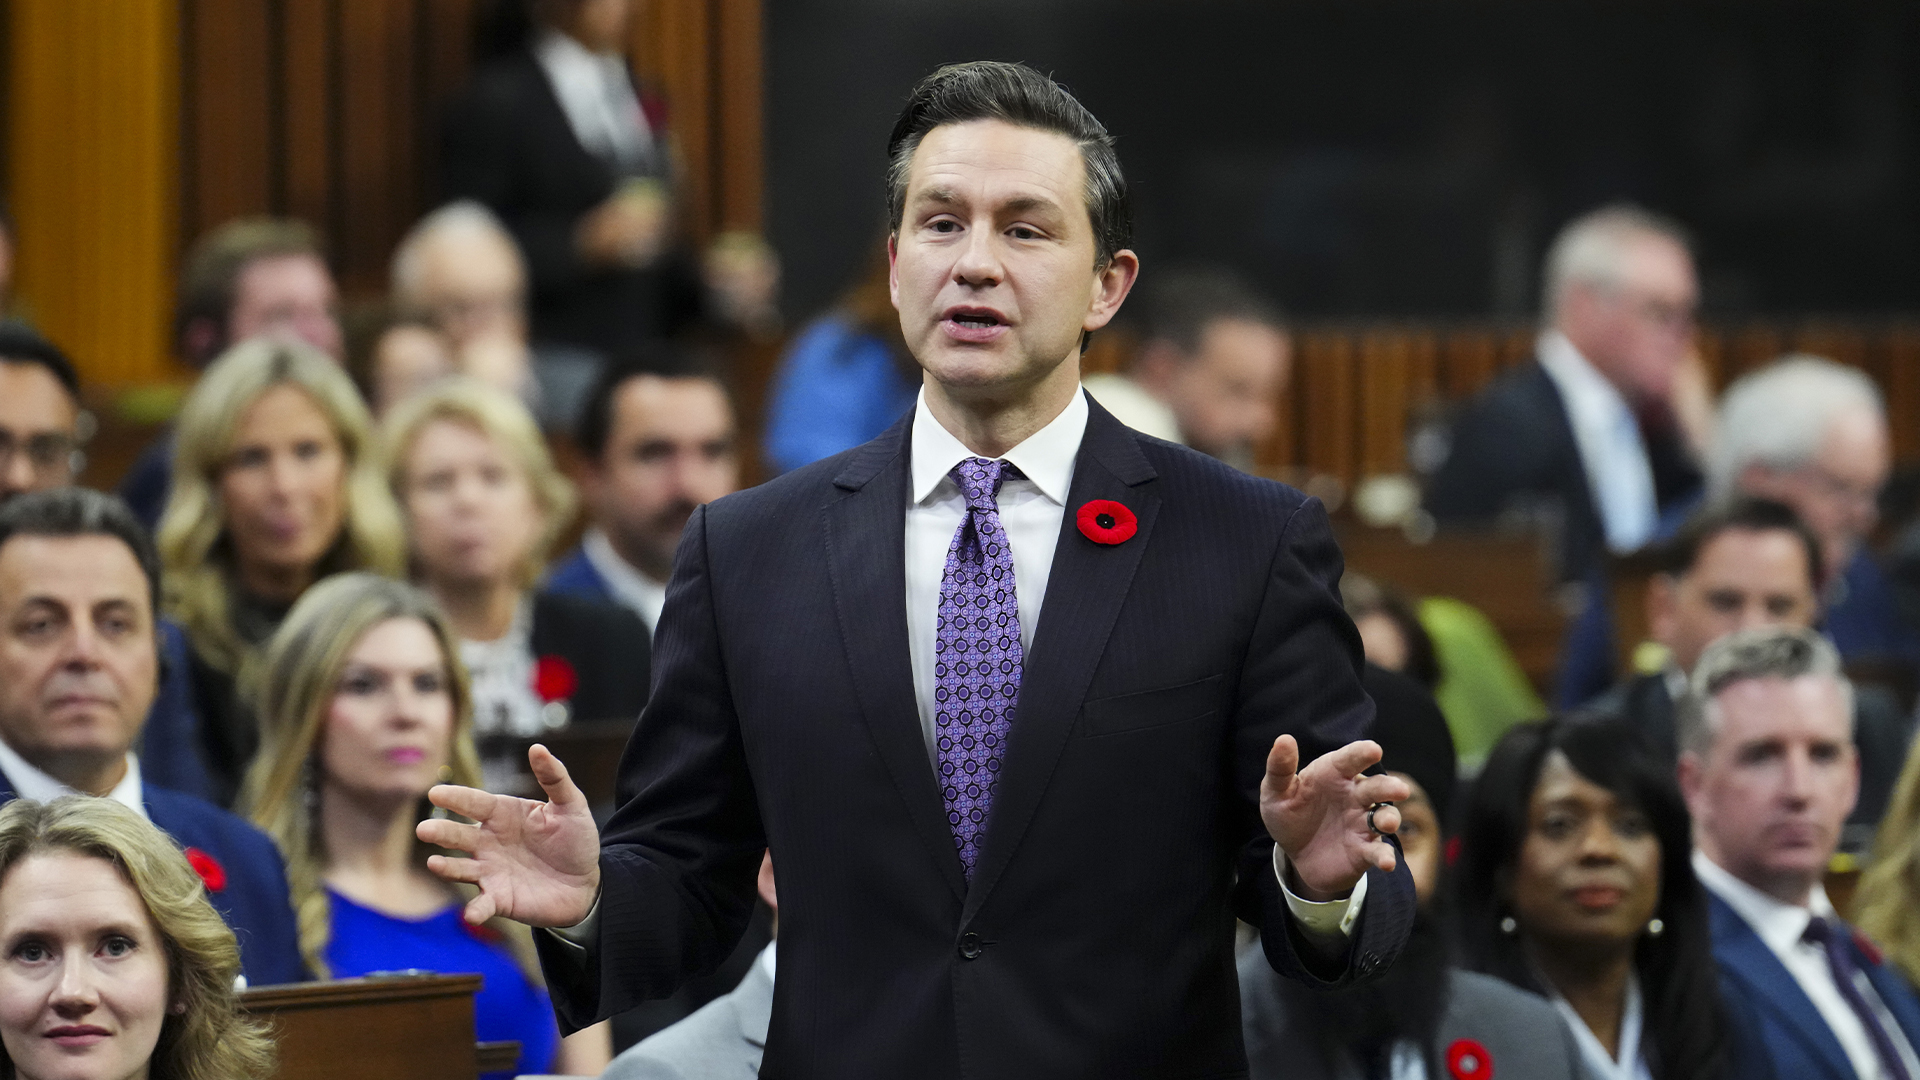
[935, 457, 1024, 879]
[1805, 917, 1915, 1080]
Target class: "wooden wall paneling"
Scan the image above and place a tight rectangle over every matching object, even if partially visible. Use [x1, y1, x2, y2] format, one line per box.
[1357, 328, 1436, 477]
[713, 0, 764, 231]
[418, 0, 479, 203]
[8, 0, 181, 387]
[1439, 328, 1501, 400]
[281, 0, 335, 234]
[335, 0, 422, 297]
[1297, 330, 1359, 482]
[182, 0, 273, 243]
[1882, 325, 1920, 465]
[634, 0, 717, 243]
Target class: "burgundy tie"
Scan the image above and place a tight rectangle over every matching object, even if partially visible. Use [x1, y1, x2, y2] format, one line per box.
[934, 458, 1024, 879]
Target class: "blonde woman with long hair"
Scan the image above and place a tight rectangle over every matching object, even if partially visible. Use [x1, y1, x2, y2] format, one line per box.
[240, 572, 608, 1077]
[0, 796, 275, 1080]
[383, 377, 649, 793]
[1855, 736, 1920, 989]
[158, 338, 405, 806]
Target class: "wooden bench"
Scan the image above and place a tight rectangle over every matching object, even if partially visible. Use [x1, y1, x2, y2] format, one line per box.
[241, 973, 516, 1080]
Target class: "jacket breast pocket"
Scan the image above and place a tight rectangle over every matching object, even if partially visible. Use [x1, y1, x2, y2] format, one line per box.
[1078, 674, 1224, 738]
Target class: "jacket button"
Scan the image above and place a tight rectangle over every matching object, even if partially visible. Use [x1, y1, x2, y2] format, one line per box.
[958, 932, 983, 960]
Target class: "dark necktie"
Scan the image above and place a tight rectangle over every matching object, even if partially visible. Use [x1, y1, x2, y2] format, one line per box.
[935, 458, 1024, 880]
[1805, 916, 1914, 1080]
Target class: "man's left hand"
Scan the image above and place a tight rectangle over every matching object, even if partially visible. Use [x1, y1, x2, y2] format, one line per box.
[1260, 736, 1410, 901]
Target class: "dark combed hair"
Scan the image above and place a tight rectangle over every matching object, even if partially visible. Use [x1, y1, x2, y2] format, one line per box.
[172, 218, 326, 365]
[1133, 266, 1287, 353]
[574, 343, 727, 462]
[0, 320, 81, 401]
[1451, 718, 1732, 1080]
[1658, 495, 1823, 588]
[885, 61, 1132, 268]
[0, 487, 161, 615]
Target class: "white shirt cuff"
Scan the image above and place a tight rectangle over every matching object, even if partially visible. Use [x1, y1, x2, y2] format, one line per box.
[543, 896, 602, 952]
[1273, 846, 1367, 941]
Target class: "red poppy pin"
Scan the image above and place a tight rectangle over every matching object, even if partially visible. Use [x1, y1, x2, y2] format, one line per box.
[533, 655, 579, 703]
[1076, 500, 1137, 545]
[1446, 1038, 1492, 1080]
[1854, 928, 1886, 967]
[184, 847, 227, 893]
[462, 919, 506, 945]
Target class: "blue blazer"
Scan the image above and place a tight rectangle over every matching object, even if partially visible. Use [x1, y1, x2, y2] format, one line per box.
[137, 619, 215, 802]
[537, 396, 1417, 1080]
[1711, 892, 1920, 1080]
[544, 546, 617, 607]
[0, 769, 306, 987]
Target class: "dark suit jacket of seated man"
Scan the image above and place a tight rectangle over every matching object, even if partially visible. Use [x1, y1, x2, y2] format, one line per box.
[434, 60, 1415, 1080]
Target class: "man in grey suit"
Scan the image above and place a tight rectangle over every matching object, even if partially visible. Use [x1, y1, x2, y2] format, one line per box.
[602, 852, 777, 1080]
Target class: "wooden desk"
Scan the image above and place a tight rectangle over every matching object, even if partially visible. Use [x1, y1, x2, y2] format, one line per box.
[242, 973, 508, 1080]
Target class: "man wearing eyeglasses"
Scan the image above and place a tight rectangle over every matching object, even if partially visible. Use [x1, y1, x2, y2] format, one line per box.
[0, 322, 83, 503]
[1424, 204, 1705, 585]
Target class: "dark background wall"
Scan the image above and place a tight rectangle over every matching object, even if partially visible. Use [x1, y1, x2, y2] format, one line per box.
[768, 0, 1920, 323]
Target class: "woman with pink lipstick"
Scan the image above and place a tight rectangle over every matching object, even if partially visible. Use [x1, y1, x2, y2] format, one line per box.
[0, 796, 273, 1080]
[1451, 717, 1764, 1080]
[159, 338, 407, 808]
[240, 572, 608, 1077]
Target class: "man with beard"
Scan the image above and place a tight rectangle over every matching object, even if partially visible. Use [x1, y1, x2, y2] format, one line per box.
[547, 353, 739, 635]
[1239, 663, 1585, 1080]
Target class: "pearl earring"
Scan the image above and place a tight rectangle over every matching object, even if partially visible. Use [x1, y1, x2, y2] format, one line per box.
[1647, 918, 1665, 937]
[1499, 916, 1517, 935]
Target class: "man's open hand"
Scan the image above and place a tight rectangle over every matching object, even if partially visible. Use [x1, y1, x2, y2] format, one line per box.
[417, 744, 603, 927]
[1260, 736, 1410, 901]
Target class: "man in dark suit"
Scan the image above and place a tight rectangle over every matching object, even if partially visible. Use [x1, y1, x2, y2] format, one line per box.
[1680, 628, 1920, 1080]
[0, 488, 304, 985]
[423, 61, 1415, 1078]
[1424, 204, 1703, 584]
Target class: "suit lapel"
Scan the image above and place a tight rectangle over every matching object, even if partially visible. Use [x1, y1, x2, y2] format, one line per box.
[1710, 894, 1858, 1080]
[823, 417, 968, 902]
[963, 401, 1160, 922]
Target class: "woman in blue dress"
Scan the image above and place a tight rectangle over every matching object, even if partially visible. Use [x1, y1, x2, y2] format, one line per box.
[239, 572, 610, 1077]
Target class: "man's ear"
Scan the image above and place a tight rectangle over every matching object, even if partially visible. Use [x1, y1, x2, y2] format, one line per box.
[1082, 249, 1140, 334]
[1676, 751, 1703, 814]
[886, 234, 901, 311]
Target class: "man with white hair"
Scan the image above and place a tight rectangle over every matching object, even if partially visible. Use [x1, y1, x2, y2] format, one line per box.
[1708, 355, 1918, 677]
[389, 200, 599, 428]
[1425, 204, 1704, 583]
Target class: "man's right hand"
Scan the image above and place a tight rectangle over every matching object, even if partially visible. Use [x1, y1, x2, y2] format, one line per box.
[418, 744, 603, 928]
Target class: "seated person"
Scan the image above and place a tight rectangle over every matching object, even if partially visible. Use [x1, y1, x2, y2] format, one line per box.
[0, 488, 304, 986]
[603, 850, 777, 1080]
[1340, 574, 1438, 690]
[1086, 266, 1289, 464]
[1856, 721, 1920, 995]
[1578, 497, 1911, 845]
[546, 354, 739, 633]
[0, 321, 84, 504]
[155, 339, 406, 807]
[241, 572, 609, 1076]
[1453, 716, 1753, 1080]
[0, 796, 275, 1080]
[345, 306, 457, 420]
[382, 379, 650, 792]
[1239, 663, 1585, 1080]
[1680, 628, 1920, 1080]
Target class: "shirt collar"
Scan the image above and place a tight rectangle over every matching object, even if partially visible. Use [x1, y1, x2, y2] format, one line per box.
[533, 27, 615, 73]
[909, 388, 1088, 506]
[1693, 848, 1835, 955]
[0, 739, 147, 820]
[582, 529, 667, 614]
[1537, 330, 1636, 429]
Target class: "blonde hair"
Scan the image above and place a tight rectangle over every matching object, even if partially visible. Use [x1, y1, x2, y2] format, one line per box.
[1855, 735, 1920, 985]
[158, 339, 405, 674]
[0, 797, 275, 1080]
[239, 573, 486, 979]
[382, 376, 577, 586]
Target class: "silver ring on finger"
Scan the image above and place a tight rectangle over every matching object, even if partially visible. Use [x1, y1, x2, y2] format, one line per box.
[1366, 802, 1393, 837]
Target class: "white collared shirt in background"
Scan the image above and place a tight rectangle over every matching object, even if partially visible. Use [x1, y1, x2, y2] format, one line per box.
[1537, 331, 1658, 553]
[1695, 849, 1920, 1080]
[532, 29, 655, 170]
[0, 739, 147, 819]
[1550, 969, 1653, 1080]
[583, 527, 669, 634]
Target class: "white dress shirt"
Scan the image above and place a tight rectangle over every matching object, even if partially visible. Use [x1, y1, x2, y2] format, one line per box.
[532, 29, 656, 171]
[0, 740, 147, 819]
[1695, 849, 1920, 1080]
[1536, 331, 1658, 553]
[583, 527, 669, 634]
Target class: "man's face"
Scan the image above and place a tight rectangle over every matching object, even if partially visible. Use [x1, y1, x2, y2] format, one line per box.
[230, 253, 342, 360]
[1559, 233, 1697, 406]
[408, 233, 529, 350]
[1158, 318, 1288, 463]
[0, 362, 78, 502]
[588, 376, 737, 581]
[1680, 674, 1856, 904]
[890, 120, 1136, 415]
[0, 536, 157, 793]
[1649, 528, 1819, 674]
[1741, 406, 1889, 583]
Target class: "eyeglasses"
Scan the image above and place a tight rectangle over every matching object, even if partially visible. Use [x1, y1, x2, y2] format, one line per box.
[0, 430, 77, 476]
